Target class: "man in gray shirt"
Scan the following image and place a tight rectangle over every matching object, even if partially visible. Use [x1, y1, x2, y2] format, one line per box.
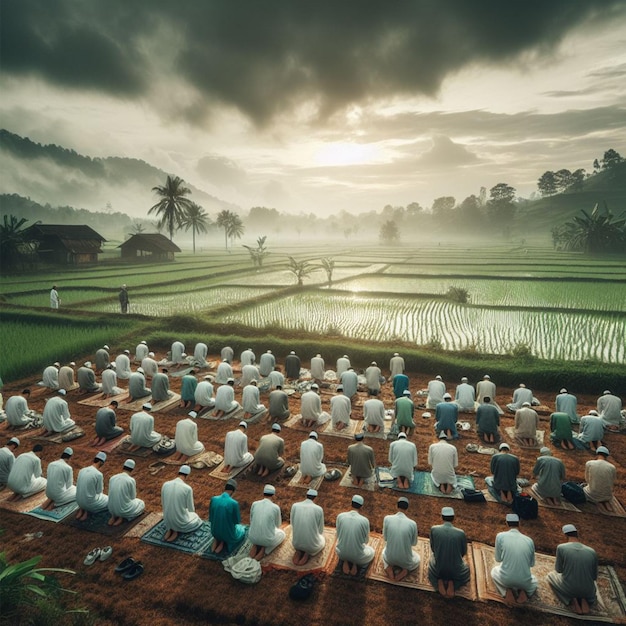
[532, 447, 566, 505]
[489, 443, 519, 503]
[347, 433, 376, 486]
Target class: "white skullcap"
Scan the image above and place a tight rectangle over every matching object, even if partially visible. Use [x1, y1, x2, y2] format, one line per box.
[188, 411, 198, 418]
[352, 494, 364, 506]
[58, 389, 67, 396]
[180, 465, 191, 475]
[84, 361, 92, 367]
[124, 349, 130, 354]
[560, 388, 567, 394]
[263, 484, 276, 495]
[9, 437, 20, 445]
[141, 340, 147, 345]
[142, 402, 152, 410]
[63, 447, 74, 456]
[499, 442, 510, 450]
[397, 432, 407, 439]
[95, 451, 107, 462]
[461, 377, 468, 382]
[442, 506, 455, 516]
[306, 489, 318, 497]
[239, 421, 248, 428]
[522, 401, 531, 407]
[435, 375, 442, 380]
[69, 361, 76, 367]
[103, 345, 109, 350]
[309, 431, 318, 439]
[443, 393, 452, 400]
[137, 367, 144, 373]
[53, 362, 60, 367]
[562, 524, 577, 534]
[483, 374, 490, 379]
[123, 459, 136, 470]
[149, 352, 155, 357]
[506, 513, 519, 523]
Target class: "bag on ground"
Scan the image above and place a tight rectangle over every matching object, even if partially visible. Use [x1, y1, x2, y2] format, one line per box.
[561, 481, 586, 504]
[512, 493, 538, 519]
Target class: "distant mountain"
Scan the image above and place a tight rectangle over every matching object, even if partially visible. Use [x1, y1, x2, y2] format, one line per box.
[516, 161, 626, 232]
[0, 129, 239, 219]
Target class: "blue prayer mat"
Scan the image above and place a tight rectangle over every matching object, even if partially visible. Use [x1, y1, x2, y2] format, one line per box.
[63, 508, 147, 536]
[376, 467, 475, 498]
[26, 501, 79, 523]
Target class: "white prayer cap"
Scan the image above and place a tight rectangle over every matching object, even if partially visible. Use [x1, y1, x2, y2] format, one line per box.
[251, 379, 257, 384]
[188, 411, 198, 418]
[137, 367, 144, 374]
[461, 377, 468, 382]
[124, 349, 130, 354]
[263, 484, 276, 496]
[562, 524, 577, 534]
[311, 383, 319, 389]
[84, 361, 92, 367]
[483, 374, 490, 379]
[290, 350, 295, 355]
[9, 437, 20, 446]
[141, 340, 147, 345]
[227, 377, 235, 383]
[343, 355, 348, 358]
[371, 361, 377, 366]
[603, 390, 612, 395]
[506, 513, 519, 523]
[560, 388, 567, 394]
[69, 361, 76, 367]
[539, 447, 551, 456]
[95, 451, 107, 463]
[142, 402, 152, 411]
[267, 350, 272, 353]
[63, 447, 73, 456]
[519, 383, 526, 388]
[499, 442, 510, 450]
[54, 362, 60, 367]
[589, 410, 599, 416]
[352, 494, 364, 506]
[149, 352, 155, 357]
[306, 489, 318, 497]
[438, 431, 448, 439]
[393, 352, 399, 356]
[123, 459, 136, 470]
[272, 423, 282, 432]
[181, 353, 187, 358]
[403, 389, 411, 396]
[442, 506, 455, 516]
[422, 412, 432, 418]
[179, 465, 191, 475]
[58, 389, 67, 396]
[596, 446, 610, 456]
[239, 421, 248, 428]
[397, 432, 407, 439]
[397, 497, 409, 506]
[226, 478, 238, 490]
[103, 345, 109, 350]
[435, 375, 442, 380]
[122, 284, 127, 288]
[204, 375, 211, 380]
[522, 401, 531, 407]
[337, 385, 343, 391]
[443, 393, 452, 400]
[309, 431, 318, 439]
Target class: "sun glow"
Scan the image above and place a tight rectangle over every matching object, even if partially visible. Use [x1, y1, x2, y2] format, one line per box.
[314, 141, 379, 166]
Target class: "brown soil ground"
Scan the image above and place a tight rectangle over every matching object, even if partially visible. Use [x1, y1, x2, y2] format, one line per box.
[1, 351, 624, 626]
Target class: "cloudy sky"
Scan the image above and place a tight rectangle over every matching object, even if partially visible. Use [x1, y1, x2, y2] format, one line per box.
[2, 0, 625, 217]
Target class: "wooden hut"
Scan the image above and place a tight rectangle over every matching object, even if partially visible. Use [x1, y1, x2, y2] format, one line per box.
[24, 224, 106, 265]
[119, 233, 181, 262]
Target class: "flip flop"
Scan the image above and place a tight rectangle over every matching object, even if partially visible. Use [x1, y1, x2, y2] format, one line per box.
[148, 461, 166, 475]
[115, 557, 137, 573]
[122, 562, 144, 581]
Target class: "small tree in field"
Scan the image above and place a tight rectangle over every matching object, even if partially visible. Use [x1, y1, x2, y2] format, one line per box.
[320, 257, 335, 284]
[243, 236, 269, 267]
[379, 220, 399, 244]
[287, 256, 315, 286]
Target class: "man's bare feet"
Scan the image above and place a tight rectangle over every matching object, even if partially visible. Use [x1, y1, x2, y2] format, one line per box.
[384, 565, 396, 580]
[446, 580, 455, 598]
[113, 517, 124, 526]
[342, 560, 351, 575]
[213, 540, 224, 554]
[395, 568, 408, 581]
[302, 475, 312, 484]
[293, 550, 304, 565]
[254, 546, 266, 561]
[438, 579, 447, 596]
[571, 598, 583, 615]
[580, 598, 590, 614]
[504, 588, 516, 606]
[516, 589, 528, 604]
[350, 563, 358, 576]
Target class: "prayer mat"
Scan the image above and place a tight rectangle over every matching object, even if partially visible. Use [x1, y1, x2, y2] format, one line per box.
[31, 385, 55, 397]
[29, 426, 85, 444]
[2, 423, 45, 436]
[199, 406, 245, 422]
[77, 391, 129, 407]
[376, 468, 475, 498]
[208, 458, 254, 480]
[162, 450, 222, 469]
[25, 501, 79, 523]
[584, 496, 626, 518]
[90, 433, 127, 454]
[0, 489, 47, 513]
[472, 542, 626, 622]
[533, 404, 553, 417]
[197, 523, 251, 561]
[529, 484, 581, 512]
[124, 511, 162, 538]
[283, 414, 316, 433]
[367, 535, 477, 600]
[361, 422, 392, 440]
[330, 535, 382, 581]
[243, 409, 268, 425]
[321, 419, 360, 439]
[116, 396, 154, 411]
[504, 427, 545, 449]
[287, 469, 325, 491]
[112, 436, 152, 457]
[339, 470, 377, 492]
[170, 367, 195, 378]
[149, 393, 181, 413]
[261, 525, 337, 575]
[63, 509, 148, 537]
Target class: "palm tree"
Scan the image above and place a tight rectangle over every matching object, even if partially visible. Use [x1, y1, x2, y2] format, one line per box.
[216, 210, 235, 250]
[287, 256, 315, 286]
[0, 215, 38, 270]
[180, 203, 210, 253]
[148, 175, 194, 240]
[556, 203, 626, 254]
[227, 214, 245, 248]
[320, 257, 335, 284]
[243, 235, 269, 267]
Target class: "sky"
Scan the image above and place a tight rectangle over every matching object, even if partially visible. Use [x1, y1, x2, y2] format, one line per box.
[1, 0, 626, 218]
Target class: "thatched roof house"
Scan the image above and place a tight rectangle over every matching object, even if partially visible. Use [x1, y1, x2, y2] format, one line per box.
[24, 224, 106, 265]
[119, 233, 181, 262]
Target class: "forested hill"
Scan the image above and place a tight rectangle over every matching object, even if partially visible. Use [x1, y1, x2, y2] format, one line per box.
[0, 129, 238, 218]
[516, 161, 626, 232]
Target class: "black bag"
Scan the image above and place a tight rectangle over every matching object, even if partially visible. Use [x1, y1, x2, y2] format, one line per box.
[512, 493, 538, 519]
[461, 488, 486, 503]
[289, 574, 316, 600]
[561, 481, 586, 504]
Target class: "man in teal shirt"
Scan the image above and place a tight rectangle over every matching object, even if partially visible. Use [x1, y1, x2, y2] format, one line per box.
[394, 390, 415, 435]
[209, 479, 246, 554]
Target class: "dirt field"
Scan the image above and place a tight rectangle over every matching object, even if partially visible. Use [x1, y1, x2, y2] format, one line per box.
[1, 352, 624, 626]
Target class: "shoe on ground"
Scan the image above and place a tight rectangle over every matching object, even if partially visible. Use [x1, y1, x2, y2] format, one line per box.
[122, 562, 144, 580]
[115, 557, 136, 573]
[84, 548, 101, 566]
[99, 546, 113, 561]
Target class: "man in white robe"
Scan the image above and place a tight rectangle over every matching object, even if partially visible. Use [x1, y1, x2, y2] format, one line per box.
[128, 370, 151, 401]
[382, 497, 420, 581]
[193, 342, 209, 368]
[194, 378, 216, 411]
[141, 352, 159, 379]
[556, 388, 579, 423]
[135, 340, 149, 363]
[241, 363, 261, 388]
[290, 489, 325, 565]
[108, 459, 145, 525]
[336, 355, 351, 376]
[507, 384, 534, 412]
[300, 384, 328, 428]
[454, 377, 476, 412]
[78, 361, 101, 393]
[240, 347, 255, 367]
[50, 285, 60, 309]
[299, 432, 326, 483]
[259, 350, 276, 377]
[330, 385, 352, 430]
[476, 375, 503, 414]
[365, 362, 382, 394]
[339, 368, 358, 400]
[171, 341, 185, 364]
[42, 447, 76, 510]
[214, 379, 241, 417]
[161, 465, 203, 542]
[428, 432, 458, 494]
[173, 413, 205, 461]
[42, 390, 75, 434]
[5, 389, 34, 427]
[249, 484, 286, 560]
[597, 390, 623, 429]
[115, 350, 133, 380]
[215, 360, 233, 384]
[389, 432, 417, 490]
[75, 451, 109, 521]
[242, 380, 266, 418]
[335, 494, 375, 575]
[575, 411, 604, 450]
[42, 363, 60, 389]
[427, 375, 446, 409]
[268, 368, 285, 389]
[101, 366, 123, 397]
[514, 402, 539, 446]
[58, 363, 76, 391]
[151, 369, 172, 403]
[223, 421, 254, 472]
[389, 353, 405, 378]
[221, 346, 234, 363]
[0, 437, 20, 486]
[310, 354, 325, 381]
[583, 446, 616, 512]
[7, 444, 46, 500]
[129, 403, 162, 451]
[95, 345, 110, 371]
[363, 389, 385, 433]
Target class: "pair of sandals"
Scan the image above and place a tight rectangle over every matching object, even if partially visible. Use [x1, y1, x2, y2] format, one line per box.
[115, 557, 144, 581]
[84, 546, 113, 566]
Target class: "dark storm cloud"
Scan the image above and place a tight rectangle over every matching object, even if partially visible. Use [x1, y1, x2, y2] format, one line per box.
[2, 0, 624, 124]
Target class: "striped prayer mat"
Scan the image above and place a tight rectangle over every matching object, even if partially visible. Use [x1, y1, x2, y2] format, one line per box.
[25, 501, 79, 523]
